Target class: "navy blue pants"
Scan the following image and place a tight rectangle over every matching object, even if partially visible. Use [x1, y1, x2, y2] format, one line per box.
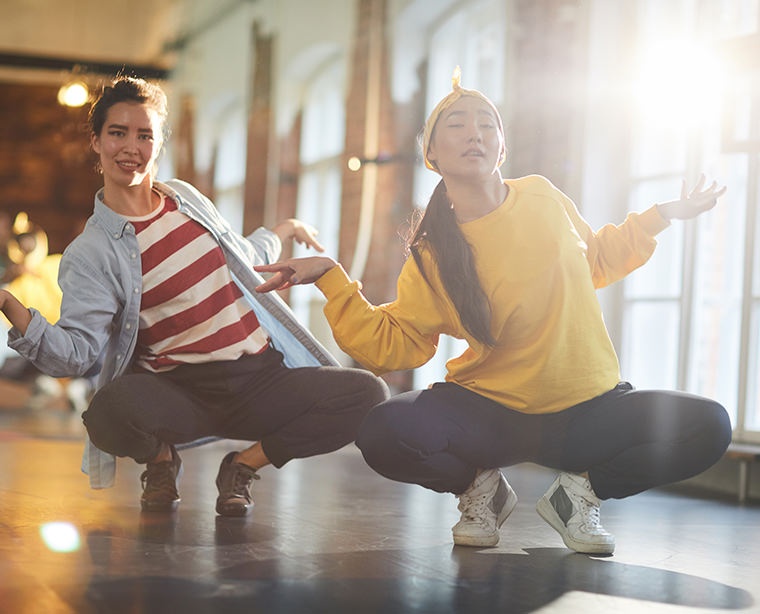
[355, 382, 731, 499]
[83, 347, 389, 468]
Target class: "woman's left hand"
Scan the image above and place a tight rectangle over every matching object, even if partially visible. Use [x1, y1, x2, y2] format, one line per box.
[254, 256, 337, 292]
[657, 174, 727, 221]
[272, 219, 325, 252]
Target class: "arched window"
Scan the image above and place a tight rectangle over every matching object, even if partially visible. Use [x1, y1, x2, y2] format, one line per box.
[618, 0, 760, 439]
[290, 57, 350, 361]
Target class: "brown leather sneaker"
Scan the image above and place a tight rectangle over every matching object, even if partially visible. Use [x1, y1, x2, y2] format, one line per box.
[140, 446, 182, 513]
[215, 451, 260, 517]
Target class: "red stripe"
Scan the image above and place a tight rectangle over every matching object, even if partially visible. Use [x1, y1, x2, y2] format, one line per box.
[141, 247, 227, 309]
[142, 311, 262, 369]
[131, 196, 177, 233]
[141, 220, 208, 275]
[138, 282, 244, 346]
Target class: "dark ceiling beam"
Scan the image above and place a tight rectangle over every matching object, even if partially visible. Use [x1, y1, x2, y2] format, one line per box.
[0, 52, 171, 80]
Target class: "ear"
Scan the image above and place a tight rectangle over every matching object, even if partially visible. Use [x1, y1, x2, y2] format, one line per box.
[426, 142, 437, 164]
[90, 132, 101, 155]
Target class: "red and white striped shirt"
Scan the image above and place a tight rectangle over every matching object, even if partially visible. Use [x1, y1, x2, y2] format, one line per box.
[129, 193, 269, 372]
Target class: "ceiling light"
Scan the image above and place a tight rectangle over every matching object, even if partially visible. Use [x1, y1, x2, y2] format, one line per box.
[57, 80, 89, 107]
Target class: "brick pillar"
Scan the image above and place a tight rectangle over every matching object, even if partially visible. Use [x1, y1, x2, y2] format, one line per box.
[341, 0, 398, 304]
[243, 21, 274, 234]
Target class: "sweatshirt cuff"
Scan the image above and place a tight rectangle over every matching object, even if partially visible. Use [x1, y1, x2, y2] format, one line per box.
[315, 264, 360, 298]
[638, 205, 672, 236]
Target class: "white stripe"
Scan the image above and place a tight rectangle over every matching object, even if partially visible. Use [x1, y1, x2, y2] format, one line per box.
[141, 233, 220, 293]
[140, 262, 230, 328]
[139, 329, 270, 372]
[142, 296, 258, 354]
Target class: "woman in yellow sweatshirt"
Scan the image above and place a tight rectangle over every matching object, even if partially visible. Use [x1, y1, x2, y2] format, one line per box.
[255, 69, 731, 555]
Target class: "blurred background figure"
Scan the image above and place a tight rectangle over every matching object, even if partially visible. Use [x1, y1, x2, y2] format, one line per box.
[0, 212, 91, 413]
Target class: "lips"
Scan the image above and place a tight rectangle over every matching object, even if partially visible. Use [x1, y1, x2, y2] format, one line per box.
[116, 160, 142, 171]
[462, 148, 484, 157]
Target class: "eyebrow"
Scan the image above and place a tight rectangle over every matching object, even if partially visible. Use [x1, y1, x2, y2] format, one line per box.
[106, 123, 154, 133]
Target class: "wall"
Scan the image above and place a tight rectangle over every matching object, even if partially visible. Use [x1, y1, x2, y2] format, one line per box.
[0, 81, 101, 253]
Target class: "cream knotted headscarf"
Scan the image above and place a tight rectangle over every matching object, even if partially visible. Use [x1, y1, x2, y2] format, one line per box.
[422, 66, 505, 173]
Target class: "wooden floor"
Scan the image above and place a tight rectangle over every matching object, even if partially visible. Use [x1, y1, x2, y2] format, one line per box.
[1, 379, 759, 613]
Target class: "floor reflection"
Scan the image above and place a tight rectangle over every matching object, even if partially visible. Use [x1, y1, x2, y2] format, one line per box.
[0, 393, 759, 613]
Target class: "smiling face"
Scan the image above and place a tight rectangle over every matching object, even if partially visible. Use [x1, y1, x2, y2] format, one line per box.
[426, 95, 505, 181]
[90, 101, 163, 190]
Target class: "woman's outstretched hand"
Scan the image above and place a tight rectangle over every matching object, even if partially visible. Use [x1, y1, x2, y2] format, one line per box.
[0, 289, 31, 334]
[271, 219, 326, 252]
[254, 257, 337, 292]
[657, 174, 727, 221]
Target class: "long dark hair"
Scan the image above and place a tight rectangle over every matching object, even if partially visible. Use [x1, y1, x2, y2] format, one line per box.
[408, 179, 496, 347]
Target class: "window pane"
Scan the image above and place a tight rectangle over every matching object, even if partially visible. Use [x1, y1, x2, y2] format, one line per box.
[723, 78, 753, 146]
[620, 301, 680, 388]
[291, 166, 342, 325]
[625, 178, 685, 299]
[300, 63, 346, 165]
[685, 153, 747, 426]
[687, 298, 741, 427]
[630, 123, 688, 176]
[746, 302, 760, 430]
[710, 0, 760, 38]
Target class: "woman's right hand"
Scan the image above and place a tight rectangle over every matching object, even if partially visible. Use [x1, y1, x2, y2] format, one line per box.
[0, 288, 32, 334]
[254, 257, 337, 292]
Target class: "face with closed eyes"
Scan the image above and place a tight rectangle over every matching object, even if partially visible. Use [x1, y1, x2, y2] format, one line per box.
[425, 95, 505, 181]
[90, 101, 163, 190]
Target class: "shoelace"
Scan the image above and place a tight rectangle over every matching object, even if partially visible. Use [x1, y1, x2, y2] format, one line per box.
[458, 492, 492, 523]
[576, 496, 605, 531]
[229, 466, 260, 498]
[141, 463, 176, 494]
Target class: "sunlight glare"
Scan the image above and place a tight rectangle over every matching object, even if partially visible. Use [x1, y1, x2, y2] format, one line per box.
[40, 521, 81, 553]
[633, 39, 724, 129]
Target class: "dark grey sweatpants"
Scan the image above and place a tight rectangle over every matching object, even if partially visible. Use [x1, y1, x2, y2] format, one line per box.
[83, 346, 389, 467]
[356, 381, 731, 499]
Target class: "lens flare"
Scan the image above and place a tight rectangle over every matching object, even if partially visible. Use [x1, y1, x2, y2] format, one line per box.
[40, 522, 81, 553]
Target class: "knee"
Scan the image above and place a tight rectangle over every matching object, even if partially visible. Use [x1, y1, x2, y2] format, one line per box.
[703, 400, 732, 457]
[81, 378, 134, 443]
[355, 403, 396, 464]
[363, 371, 391, 406]
[346, 369, 390, 412]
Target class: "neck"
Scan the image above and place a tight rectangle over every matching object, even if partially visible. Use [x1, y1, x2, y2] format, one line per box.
[102, 179, 159, 216]
[446, 172, 508, 223]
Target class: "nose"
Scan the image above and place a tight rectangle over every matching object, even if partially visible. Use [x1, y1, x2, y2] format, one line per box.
[466, 121, 483, 143]
[122, 133, 140, 153]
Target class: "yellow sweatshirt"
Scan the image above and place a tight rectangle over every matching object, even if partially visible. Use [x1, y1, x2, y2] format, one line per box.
[316, 175, 670, 414]
[2, 254, 63, 325]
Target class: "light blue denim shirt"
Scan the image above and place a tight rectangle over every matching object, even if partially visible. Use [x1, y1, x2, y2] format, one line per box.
[8, 179, 338, 488]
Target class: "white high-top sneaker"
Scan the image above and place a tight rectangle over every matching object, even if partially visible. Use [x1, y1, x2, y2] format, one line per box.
[452, 468, 518, 547]
[536, 472, 615, 554]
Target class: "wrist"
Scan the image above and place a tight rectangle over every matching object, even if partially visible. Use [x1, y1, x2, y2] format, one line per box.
[655, 203, 672, 221]
[272, 219, 295, 241]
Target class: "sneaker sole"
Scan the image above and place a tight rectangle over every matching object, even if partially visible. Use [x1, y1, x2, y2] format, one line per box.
[453, 484, 519, 547]
[140, 499, 180, 513]
[535, 495, 615, 555]
[216, 501, 253, 517]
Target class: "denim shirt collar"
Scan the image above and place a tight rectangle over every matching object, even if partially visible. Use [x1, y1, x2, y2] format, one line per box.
[92, 182, 182, 238]
[92, 188, 133, 238]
